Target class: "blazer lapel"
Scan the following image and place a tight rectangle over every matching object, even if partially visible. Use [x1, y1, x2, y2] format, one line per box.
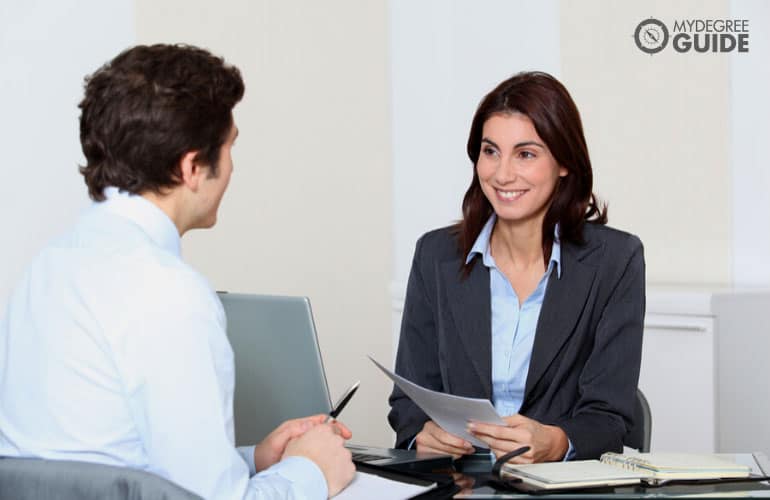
[524, 239, 602, 401]
[440, 259, 492, 398]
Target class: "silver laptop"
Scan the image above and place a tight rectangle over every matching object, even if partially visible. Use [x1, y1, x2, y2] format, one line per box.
[217, 292, 451, 469]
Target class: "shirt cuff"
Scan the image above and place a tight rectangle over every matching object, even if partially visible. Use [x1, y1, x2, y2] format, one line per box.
[262, 456, 328, 499]
[407, 436, 417, 450]
[563, 439, 576, 461]
[237, 445, 257, 476]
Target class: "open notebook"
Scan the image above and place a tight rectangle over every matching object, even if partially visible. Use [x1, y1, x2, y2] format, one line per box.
[502, 453, 754, 491]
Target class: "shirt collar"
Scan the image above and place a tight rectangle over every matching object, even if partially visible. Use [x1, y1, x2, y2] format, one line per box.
[465, 214, 562, 278]
[98, 186, 182, 257]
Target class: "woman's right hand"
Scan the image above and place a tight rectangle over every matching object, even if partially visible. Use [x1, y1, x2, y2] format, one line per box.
[415, 420, 475, 458]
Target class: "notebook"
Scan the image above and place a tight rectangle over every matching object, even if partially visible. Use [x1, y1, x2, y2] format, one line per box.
[502, 453, 753, 491]
[600, 452, 753, 479]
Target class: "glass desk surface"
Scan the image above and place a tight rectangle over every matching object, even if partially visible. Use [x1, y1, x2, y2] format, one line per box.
[435, 452, 770, 498]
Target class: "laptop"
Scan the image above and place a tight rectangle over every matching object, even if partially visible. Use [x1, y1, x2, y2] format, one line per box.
[217, 292, 451, 469]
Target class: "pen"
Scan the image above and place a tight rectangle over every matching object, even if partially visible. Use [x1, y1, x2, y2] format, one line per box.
[492, 446, 531, 478]
[324, 380, 360, 423]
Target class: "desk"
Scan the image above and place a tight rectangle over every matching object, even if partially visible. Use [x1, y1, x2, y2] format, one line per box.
[404, 452, 770, 499]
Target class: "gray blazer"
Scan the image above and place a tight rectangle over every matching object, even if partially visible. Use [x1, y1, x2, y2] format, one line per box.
[388, 222, 645, 460]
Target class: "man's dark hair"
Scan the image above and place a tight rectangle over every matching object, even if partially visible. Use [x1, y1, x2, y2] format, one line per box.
[78, 44, 245, 201]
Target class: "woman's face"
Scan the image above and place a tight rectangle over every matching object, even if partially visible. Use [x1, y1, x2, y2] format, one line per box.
[476, 113, 567, 227]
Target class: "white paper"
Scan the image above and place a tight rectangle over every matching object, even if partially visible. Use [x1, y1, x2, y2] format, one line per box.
[333, 471, 435, 500]
[370, 356, 505, 448]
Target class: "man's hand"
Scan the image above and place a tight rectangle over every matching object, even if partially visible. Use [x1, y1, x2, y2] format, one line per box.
[467, 414, 568, 463]
[415, 420, 475, 459]
[282, 422, 356, 497]
[253, 414, 352, 471]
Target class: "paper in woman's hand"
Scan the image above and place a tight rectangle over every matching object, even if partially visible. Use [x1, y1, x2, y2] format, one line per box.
[369, 356, 505, 448]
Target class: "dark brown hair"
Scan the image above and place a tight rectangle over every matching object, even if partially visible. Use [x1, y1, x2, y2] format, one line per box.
[455, 71, 607, 274]
[78, 44, 245, 201]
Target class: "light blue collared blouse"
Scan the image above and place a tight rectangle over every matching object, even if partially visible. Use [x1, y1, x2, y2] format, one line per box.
[466, 214, 561, 417]
[467, 215, 575, 460]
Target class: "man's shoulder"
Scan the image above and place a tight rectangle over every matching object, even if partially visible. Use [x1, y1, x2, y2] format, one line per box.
[118, 245, 220, 316]
[42, 209, 221, 315]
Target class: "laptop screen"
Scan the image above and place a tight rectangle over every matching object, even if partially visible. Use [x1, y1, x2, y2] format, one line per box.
[217, 292, 333, 446]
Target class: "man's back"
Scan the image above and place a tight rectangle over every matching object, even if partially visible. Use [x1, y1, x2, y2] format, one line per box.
[0, 189, 231, 468]
[0, 190, 271, 499]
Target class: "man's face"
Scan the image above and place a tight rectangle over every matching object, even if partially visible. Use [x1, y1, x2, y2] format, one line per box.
[193, 123, 238, 229]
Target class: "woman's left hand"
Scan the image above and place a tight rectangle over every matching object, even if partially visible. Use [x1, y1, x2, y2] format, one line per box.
[467, 414, 568, 464]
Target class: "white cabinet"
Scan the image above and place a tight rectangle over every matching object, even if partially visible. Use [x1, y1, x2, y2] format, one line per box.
[711, 292, 770, 455]
[640, 312, 715, 452]
[641, 287, 770, 454]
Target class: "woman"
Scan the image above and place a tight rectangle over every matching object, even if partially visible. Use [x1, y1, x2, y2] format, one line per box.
[388, 71, 645, 464]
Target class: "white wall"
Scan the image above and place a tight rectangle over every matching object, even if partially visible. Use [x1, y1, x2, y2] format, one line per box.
[390, 0, 561, 288]
[561, 0, 731, 285]
[730, 0, 770, 286]
[0, 1, 134, 303]
[135, 0, 394, 447]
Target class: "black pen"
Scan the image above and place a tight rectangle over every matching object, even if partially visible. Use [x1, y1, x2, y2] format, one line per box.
[492, 446, 531, 478]
[324, 380, 360, 423]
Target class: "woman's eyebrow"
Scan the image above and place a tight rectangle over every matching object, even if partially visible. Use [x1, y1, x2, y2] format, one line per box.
[482, 137, 545, 150]
[481, 137, 499, 148]
[514, 140, 545, 149]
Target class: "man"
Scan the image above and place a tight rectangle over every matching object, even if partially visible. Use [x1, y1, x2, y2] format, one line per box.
[0, 44, 355, 499]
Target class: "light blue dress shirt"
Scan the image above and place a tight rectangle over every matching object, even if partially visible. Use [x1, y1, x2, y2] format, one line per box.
[467, 215, 574, 460]
[0, 187, 327, 499]
[466, 214, 561, 416]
